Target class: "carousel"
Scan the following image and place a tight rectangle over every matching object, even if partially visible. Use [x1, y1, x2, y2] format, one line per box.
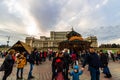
[58, 29, 91, 53]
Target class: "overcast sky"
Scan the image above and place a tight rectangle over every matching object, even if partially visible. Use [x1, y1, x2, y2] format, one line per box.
[0, 0, 120, 46]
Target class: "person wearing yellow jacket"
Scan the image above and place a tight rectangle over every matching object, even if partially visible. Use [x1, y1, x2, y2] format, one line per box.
[16, 52, 26, 79]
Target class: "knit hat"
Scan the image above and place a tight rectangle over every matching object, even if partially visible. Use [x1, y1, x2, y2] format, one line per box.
[74, 65, 79, 70]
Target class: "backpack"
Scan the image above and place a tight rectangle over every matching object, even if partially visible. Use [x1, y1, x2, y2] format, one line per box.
[55, 58, 64, 72]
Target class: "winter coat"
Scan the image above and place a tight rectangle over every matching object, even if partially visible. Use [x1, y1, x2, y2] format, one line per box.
[44, 52, 47, 58]
[16, 55, 26, 68]
[82, 52, 101, 69]
[69, 66, 83, 80]
[63, 52, 71, 68]
[71, 53, 77, 61]
[99, 53, 108, 67]
[69, 71, 83, 80]
[0, 54, 14, 71]
[29, 51, 36, 64]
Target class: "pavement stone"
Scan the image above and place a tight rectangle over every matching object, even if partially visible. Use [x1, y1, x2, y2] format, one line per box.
[0, 58, 120, 80]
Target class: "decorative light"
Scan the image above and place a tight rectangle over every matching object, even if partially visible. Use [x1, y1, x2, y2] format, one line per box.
[69, 36, 83, 41]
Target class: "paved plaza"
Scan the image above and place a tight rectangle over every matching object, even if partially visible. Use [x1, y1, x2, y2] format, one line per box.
[0, 58, 120, 80]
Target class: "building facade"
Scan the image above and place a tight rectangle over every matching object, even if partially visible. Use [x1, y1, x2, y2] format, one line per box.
[25, 31, 98, 50]
[85, 36, 98, 48]
[25, 31, 70, 50]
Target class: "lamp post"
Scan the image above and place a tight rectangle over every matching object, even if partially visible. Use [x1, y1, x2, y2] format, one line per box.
[6, 36, 10, 47]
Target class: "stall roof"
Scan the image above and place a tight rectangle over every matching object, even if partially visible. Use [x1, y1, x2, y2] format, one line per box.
[9, 40, 32, 54]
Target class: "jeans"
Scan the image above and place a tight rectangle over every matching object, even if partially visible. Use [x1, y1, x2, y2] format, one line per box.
[17, 68, 23, 78]
[89, 66, 100, 80]
[103, 66, 109, 74]
[28, 63, 34, 78]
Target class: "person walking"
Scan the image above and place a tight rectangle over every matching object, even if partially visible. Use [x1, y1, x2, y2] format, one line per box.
[99, 50, 112, 78]
[0, 49, 15, 80]
[63, 49, 71, 80]
[16, 52, 26, 79]
[35, 51, 39, 65]
[110, 52, 115, 62]
[52, 52, 65, 80]
[82, 47, 101, 80]
[51, 52, 58, 80]
[27, 48, 36, 80]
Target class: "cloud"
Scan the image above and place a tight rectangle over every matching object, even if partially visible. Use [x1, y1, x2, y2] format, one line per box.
[103, 0, 108, 5]
[1, 0, 25, 26]
[0, 28, 28, 45]
[95, 0, 108, 9]
[108, 38, 120, 44]
[54, 1, 95, 31]
[96, 4, 100, 9]
[87, 25, 120, 45]
[29, 0, 63, 32]
[0, 0, 120, 46]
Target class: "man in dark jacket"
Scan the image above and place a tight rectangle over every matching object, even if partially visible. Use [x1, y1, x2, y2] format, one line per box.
[82, 47, 101, 80]
[99, 50, 112, 78]
[27, 48, 36, 80]
[63, 49, 71, 80]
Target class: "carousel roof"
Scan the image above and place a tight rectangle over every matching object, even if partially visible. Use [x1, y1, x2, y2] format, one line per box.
[69, 36, 83, 41]
[58, 28, 91, 50]
[66, 28, 82, 40]
[58, 39, 91, 50]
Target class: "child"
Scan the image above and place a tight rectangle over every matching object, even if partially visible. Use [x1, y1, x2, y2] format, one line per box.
[68, 65, 84, 80]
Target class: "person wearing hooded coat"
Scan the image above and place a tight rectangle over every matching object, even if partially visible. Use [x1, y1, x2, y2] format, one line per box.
[16, 52, 26, 79]
[68, 65, 83, 80]
[0, 49, 15, 80]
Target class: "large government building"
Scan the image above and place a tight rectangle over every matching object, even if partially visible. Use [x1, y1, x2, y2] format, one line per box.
[25, 30, 98, 51]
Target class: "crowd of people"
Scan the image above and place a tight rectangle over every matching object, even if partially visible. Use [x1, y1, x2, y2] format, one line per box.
[0, 48, 56, 80]
[0, 51, 8, 58]
[0, 47, 120, 80]
[51, 48, 112, 80]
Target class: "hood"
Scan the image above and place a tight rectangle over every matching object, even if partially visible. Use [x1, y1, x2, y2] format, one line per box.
[74, 65, 79, 70]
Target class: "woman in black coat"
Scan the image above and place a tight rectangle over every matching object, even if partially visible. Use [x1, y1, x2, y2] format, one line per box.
[0, 49, 15, 80]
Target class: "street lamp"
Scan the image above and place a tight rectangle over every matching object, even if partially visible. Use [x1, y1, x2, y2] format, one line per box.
[6, 36, 10, 47]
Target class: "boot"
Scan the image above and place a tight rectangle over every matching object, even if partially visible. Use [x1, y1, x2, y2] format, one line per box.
[107, 73, 112, 78]
[104, 74, 112, 78]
